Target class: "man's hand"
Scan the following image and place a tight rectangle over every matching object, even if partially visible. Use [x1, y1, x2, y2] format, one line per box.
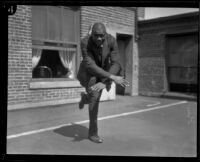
[109, 75, 129, 87]
[91, 82, 106, 92]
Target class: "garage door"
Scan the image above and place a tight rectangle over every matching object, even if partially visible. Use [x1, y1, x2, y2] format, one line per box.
[166, 33, 198, 93]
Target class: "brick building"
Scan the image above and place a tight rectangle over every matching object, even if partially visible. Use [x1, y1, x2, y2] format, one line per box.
[138, 12, 198, 96]
[8, 6, 144, 110]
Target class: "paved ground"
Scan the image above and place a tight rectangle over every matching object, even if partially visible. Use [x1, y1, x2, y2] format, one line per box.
[7, 95, 197, 157]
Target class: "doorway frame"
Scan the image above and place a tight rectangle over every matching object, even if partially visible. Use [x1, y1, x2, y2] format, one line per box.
[116, 33, 133, 95]
[106, 22, 138, 96]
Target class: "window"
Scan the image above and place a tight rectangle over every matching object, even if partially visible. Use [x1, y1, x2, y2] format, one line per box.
[32, 6, 80, 79]
[166, 33, 198, 93]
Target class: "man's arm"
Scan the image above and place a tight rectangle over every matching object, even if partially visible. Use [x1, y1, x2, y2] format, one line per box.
[101, 35, 129, 87]
[81, 36, 129, 88]
[81, 37, 112, 79]
[107, 35, 121, 75]
[82, 35, 121, 79]
[101, 35, 122, 82]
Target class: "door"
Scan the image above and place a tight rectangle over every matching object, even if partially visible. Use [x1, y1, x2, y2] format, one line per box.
[116, 34, 132, 95]
[166, 33, 198, 93]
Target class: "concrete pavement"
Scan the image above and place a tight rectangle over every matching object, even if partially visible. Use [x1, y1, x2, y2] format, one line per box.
[7, 95, 197, 157]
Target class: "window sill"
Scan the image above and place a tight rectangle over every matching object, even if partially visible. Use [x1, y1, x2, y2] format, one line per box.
[29, 79, 82, 89]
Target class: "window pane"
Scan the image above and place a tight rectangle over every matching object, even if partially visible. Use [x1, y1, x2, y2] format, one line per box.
[32, 6, 79, 80]
[32, 49, 76, 79]
[169, 67, 197, 84]
[47, 6, 62, 41]
[167, 34, 198, 67]
[32, 6, 47, 39]
[181, 35, 198, 67]
[62, 8, 75, 42]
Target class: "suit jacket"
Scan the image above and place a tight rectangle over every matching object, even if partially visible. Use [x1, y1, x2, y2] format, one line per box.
[77, 33, 122, 88]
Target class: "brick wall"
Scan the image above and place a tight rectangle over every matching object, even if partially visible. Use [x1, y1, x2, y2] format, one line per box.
[8, 6, 136, 110]
[138, 12, 198, 96]
[8, 5, 32, 106]
[8, 5, 85, 109]
[80, 6, 135, 38]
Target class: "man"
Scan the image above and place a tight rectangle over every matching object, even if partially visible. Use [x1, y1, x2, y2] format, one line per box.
[77, 23, 129, 143]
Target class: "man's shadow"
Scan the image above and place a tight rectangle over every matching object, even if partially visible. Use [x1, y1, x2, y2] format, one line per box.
[53, 123, 89, 142]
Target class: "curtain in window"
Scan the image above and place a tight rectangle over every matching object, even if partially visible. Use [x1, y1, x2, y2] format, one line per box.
[59, 50, 74, 78]
[32, 48, 42, 69]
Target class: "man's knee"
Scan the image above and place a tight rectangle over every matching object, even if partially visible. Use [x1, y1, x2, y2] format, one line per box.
[89, 90, 102, 103]
[88, 77, 97, 87]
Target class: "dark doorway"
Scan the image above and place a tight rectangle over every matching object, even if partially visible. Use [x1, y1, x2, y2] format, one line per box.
[166, 33, 198, 93]
[116, 34, 132, 95]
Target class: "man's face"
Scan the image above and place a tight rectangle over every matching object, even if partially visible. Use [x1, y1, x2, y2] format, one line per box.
[91, 24, 106, 47]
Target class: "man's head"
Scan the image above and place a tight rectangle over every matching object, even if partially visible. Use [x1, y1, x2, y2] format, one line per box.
[91, 23, 106, 47]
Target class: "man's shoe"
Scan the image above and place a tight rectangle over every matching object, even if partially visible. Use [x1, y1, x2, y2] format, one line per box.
[79, 92, 87, 109]
[88, 135, 103, 143]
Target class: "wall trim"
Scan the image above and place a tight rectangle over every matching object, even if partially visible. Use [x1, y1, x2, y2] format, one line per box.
[139, 91, 164, 97]
[165, 29, 198, 36]
[8, 83, 116, 111]
[29, 80, 82, 89]
[139, 12, 198, 24]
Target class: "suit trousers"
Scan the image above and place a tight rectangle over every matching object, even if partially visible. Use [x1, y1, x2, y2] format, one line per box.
[86, 77, 102, 136]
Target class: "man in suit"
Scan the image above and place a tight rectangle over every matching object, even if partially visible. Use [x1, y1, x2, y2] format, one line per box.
[77, 22, 129, 143]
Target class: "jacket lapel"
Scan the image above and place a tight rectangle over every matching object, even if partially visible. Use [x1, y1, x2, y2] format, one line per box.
[102, 37, 109, 67]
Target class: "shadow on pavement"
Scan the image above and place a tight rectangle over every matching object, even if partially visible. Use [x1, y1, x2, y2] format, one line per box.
[53, 123, 89, 142]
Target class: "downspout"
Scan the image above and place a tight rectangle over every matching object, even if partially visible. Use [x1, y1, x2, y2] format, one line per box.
[135, 7, 139, 42]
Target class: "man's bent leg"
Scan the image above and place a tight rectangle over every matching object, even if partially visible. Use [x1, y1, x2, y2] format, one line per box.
[79, 77, 97, 109]
[79, 92, 89, 109]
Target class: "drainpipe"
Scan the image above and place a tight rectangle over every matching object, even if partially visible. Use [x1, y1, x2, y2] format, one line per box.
[135, 7, 139, 42]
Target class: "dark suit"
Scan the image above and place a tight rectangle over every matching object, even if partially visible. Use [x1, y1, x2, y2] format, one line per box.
[77, 33, 121, 136]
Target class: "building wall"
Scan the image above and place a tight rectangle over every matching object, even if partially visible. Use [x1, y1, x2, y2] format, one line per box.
[8, 6, 136, 110]
[8, 5, 84, 110]
[81, 6, 138, 96]
[137, 7, 145, 20]
[138, 12, 198, 96]
[8, 5, 33, 108]
[80, 6, 136, 38]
